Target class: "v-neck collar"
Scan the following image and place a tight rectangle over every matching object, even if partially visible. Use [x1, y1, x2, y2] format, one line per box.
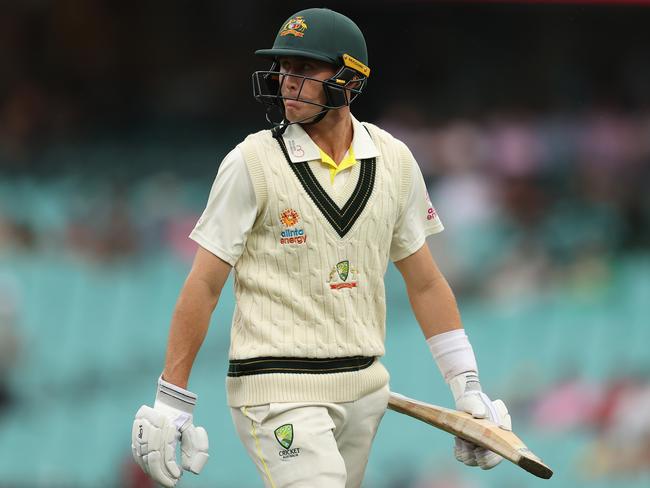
[273, 126, 377, 239]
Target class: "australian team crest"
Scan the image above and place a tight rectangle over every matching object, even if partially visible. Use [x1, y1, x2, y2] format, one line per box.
[328, 260, 359, 290]
[280, 16, 308, 37]
[336, 261, 350, 281]
[274, 424, 294, 449]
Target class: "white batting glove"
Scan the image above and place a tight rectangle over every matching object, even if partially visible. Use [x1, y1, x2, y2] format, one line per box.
[131, 377, 209, 487]
[450, 371, 512, 470]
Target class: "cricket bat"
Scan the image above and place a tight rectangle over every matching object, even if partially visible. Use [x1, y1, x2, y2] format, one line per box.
[388, 392, 553, 479]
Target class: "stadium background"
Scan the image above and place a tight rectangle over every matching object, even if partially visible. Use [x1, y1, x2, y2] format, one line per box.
[1, 0, 649, 487]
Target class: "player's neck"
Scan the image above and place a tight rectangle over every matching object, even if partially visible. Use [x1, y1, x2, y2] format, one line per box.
[302, 109, 353, 165]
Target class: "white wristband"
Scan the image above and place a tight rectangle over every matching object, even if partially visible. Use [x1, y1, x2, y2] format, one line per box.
[427, 329, 478, 383]
[155, 376, 197, 416]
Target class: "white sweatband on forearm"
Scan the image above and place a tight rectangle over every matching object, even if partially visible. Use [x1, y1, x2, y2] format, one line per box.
[427, 329, 478, 383]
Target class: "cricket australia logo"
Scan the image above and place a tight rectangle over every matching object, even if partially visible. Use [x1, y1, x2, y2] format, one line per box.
[328, 260, 359, 290]
[280, 16, 308, 38]
[274, 424, 301, 460]
[274, 424, 293, 449]
[279, 208, 307, 245]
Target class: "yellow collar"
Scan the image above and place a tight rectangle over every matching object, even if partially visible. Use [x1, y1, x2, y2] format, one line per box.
[318, 146, 357, 184]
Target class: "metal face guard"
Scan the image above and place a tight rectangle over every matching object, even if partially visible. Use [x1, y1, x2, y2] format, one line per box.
[253, 69, 366, 109]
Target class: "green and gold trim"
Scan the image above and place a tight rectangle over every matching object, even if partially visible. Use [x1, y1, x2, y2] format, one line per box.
[343, 53, 370, 77]
[228, 356, 376, 377]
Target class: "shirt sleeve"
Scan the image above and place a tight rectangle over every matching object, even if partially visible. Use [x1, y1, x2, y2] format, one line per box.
[189, 147, 257, 266]
[390, 155, 444, 262]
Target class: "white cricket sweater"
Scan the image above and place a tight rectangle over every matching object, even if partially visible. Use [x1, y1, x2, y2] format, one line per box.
[226, 123, 413, 407]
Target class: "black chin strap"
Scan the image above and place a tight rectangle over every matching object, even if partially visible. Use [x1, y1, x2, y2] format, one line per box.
[267, 105, 331, 134]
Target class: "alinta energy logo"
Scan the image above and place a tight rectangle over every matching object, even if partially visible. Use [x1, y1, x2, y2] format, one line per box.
[274, 424, 300, 460]
[280, 16, 308, 38]
[328, 260, 359, 290]
[279, 208, 307, 245]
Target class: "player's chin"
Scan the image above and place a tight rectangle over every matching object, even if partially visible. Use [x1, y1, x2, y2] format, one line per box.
[286, 107, 323, 124]
[284, 101, 304, 115]
[284, 100, 318, 120]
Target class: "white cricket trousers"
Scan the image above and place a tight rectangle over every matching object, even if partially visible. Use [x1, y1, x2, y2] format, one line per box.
[231, 385, 390, 488]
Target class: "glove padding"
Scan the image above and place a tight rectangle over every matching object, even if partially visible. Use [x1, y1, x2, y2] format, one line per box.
[180, 422, 210, 474]
[131, 378, 209, 487]
[450, 372, 512, 470]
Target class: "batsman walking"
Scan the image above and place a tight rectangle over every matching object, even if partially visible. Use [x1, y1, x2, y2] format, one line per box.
[131, 8, 512, 488]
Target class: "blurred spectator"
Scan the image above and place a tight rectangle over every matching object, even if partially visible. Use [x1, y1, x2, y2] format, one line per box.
[531, 374, 602, 432]
[137, 172, 201, 261]
[519, 372, 650, 476]
[0, 275, 22, 413]
[0, 215, 37, 252]
[0, 81, 48, 168]
[581, 375, 650, 477]
[66, 182, 139, 262]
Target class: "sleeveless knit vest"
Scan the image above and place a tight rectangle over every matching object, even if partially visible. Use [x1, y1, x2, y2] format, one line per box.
[226, 122, 412, 406]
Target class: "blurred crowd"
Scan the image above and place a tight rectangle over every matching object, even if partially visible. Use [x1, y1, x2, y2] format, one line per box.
[532, 373, 650, 478]
[2, 107, 650, 295]
[0, 172, 202, 263]
[382, 107, 650, 299]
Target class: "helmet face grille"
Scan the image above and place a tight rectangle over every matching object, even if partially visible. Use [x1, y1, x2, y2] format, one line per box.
[251, 66, 367, 126]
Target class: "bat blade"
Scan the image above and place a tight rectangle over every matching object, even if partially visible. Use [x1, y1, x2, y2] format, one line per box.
[388, 392, 553, 479]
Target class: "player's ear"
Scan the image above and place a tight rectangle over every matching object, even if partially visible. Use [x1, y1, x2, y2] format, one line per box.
[343, 76, 363, 103]
[348, 76, 361, 89]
